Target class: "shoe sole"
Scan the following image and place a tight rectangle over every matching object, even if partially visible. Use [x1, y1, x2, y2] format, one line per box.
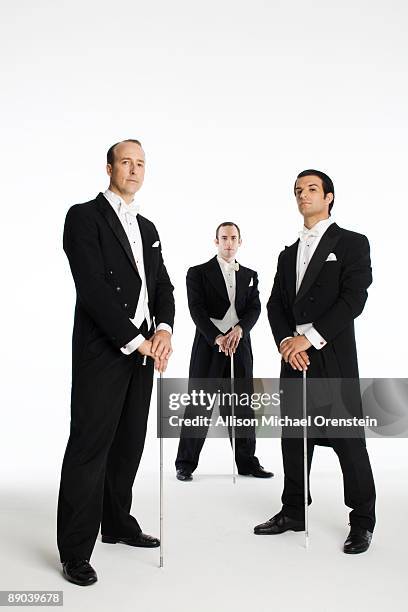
[343, 546, 370, 554]
[254, 526, 305, 535]
[238, 471, 275, 478]
[238, 472, 274, 478]
[101, 536, 160, 548]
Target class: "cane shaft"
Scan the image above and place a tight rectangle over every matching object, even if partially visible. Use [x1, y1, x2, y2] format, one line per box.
[303, 369, 309, 547]
[159, 371, 164, 567]
[230, 353, 236, 484]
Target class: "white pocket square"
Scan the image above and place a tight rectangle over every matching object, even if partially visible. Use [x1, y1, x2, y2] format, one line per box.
[326, 252, 337, 261]
[152, 240, 160, 247]
[249, 277, 254, 287]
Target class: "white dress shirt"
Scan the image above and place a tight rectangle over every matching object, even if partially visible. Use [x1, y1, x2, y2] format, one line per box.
[282, 217, 334, 350]
[210, 256, 240, 334]
[104, 189, 172, 354]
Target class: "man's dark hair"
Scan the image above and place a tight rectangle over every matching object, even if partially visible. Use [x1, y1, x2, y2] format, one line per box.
[215, 222, 241, 240]
[294, 169, 335, 214]
[107, 139, 142, 166]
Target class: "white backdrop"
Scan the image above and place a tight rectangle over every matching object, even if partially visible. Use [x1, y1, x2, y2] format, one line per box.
[0, 0, 407, 490]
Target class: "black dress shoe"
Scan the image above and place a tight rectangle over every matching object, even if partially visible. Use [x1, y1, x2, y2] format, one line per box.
[176, 468, 193, 481]
[343, 528, 373, 554]
[102, 532, 160, 548]
[254, 512, 305, 535]
[238, 465, 274, 478]
[62, 559, 97, 586]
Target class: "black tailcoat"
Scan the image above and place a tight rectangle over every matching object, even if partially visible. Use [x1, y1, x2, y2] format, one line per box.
[266, 222, 376, 531]
[175, 256, 262, 473]
[187, 256, 261, 378]
[267, 222, 372, 381]
[57, 193, 174, 562]
[65, 193, 175, 370]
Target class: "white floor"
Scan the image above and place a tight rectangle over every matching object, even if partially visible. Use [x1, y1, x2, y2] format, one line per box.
[0, 461, 406, 612]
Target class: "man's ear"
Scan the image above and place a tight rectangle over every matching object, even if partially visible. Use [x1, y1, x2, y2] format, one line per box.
[214, 238, 219, 247]
[325, 192, 334, 206]
[106, 163, 112, 177]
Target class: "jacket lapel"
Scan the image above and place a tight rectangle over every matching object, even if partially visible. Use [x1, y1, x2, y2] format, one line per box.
[205, 256, 230, 302]
[283, 241, 298, 306]
[295, 223, 341, 304]
[95, 193, 139, 276]
[136, 215, 152, 279]
[235, 264, 250, 302]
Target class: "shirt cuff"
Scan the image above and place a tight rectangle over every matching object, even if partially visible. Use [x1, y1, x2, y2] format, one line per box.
[279, 336, 293, 346]
[121, 334, 146, 355]
[304, 326, 327, 350]
[156, 323, 172, 335]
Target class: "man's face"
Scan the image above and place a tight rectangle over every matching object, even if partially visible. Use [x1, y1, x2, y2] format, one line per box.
[107, 141, 145, 200]
[215, 225, 241, 261]
[294, 175, 333, 219]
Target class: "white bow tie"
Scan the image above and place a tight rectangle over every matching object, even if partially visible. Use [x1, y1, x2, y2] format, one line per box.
[299, 228, 319, 242]
[222, 261, 239, 272]
[119, 201, 140, 217]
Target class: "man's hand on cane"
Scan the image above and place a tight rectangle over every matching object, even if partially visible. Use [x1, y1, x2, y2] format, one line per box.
[151, 330, 172, 372]
[151, 330, 172, 359]
[138, 330, 172, 373]
[215, 334, 227, 353]
[280, 336, 311, 371]
[222, 325, 243, 356]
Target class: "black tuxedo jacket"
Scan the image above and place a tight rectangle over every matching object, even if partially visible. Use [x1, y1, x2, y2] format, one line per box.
[63, 193, 175, 371]
[267, 223, 372, 380]
[187, 256, 261, 378]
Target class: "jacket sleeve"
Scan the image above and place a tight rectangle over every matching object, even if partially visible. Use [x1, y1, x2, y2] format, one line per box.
[313, 234, 372, 342]
[237, 272, 261, 338]
[152, 232, 175, 330]
[63, 205, 142, 349]
[186, 267, 223, 346]
[267, 252, 295, 348]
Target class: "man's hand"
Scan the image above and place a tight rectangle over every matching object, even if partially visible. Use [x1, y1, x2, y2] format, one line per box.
[215, 334, 233, 355]
[151, 330, 173, 361]
[215, 326, 243, 356]
[137, 333, 172, 373]
[151, 330, 172, 372]
[137, 339, 153, 357]
[288, 350, 310, 371]
[280, 336, 311, 371]
[223, 325, 243, 356]
[215, 334, 227, 353]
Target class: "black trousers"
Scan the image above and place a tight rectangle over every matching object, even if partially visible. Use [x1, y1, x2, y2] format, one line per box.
[281, 437, 376, 531]
[279, 348, 376, 532]
[57, 340, 154, 563]
[175, 354, 259, 473]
